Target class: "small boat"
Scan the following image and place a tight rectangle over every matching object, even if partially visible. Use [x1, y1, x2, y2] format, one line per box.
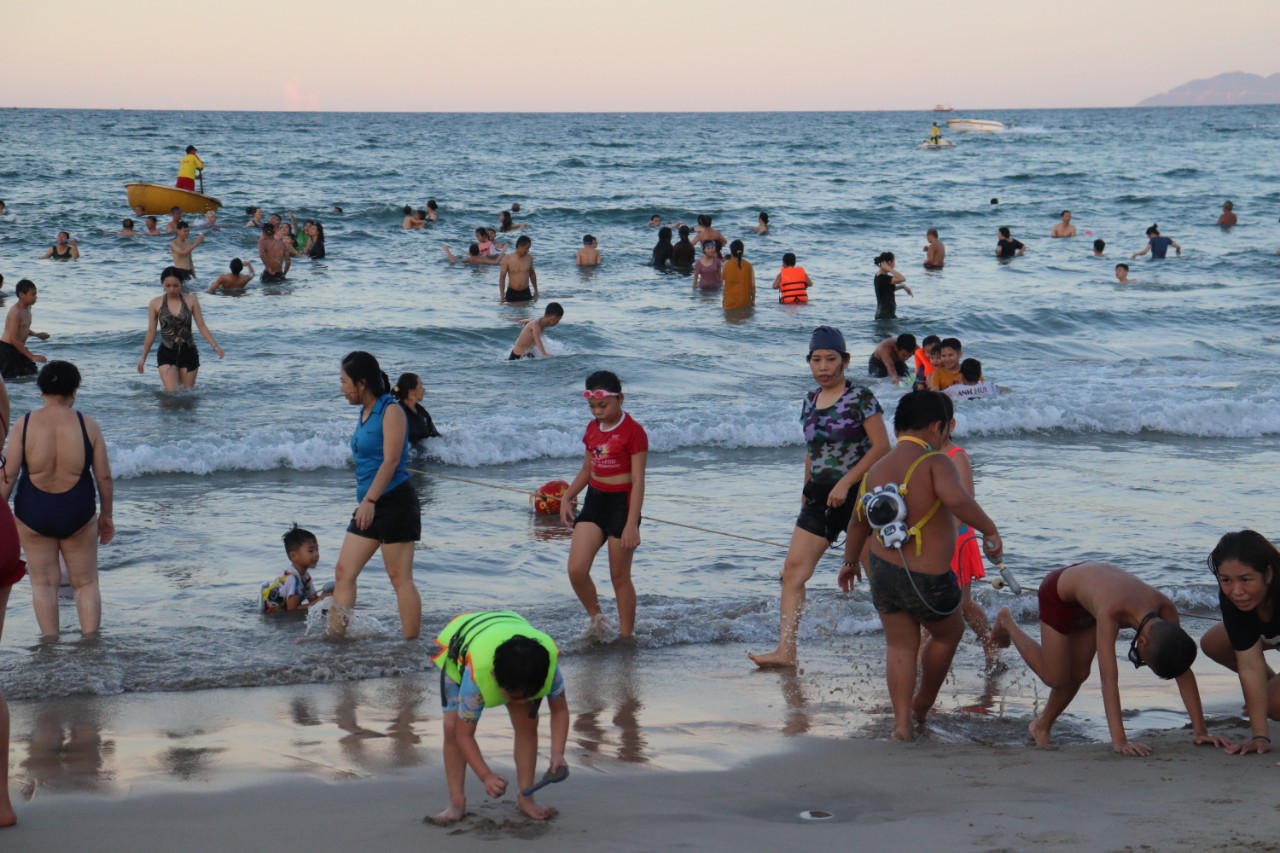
[125, 183, 222, 216]
[946, 118, 1005, 133]
[933, 104, 954, 113]
[919, 140, 956, 150]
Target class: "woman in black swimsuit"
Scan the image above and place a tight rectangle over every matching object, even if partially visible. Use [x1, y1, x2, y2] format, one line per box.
[0, 361, 114, 640]
[137, 266, 225, 391]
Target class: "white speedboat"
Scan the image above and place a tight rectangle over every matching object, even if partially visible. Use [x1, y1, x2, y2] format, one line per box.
[919, 140, 956, 150]
[946, 118, 1005, 133]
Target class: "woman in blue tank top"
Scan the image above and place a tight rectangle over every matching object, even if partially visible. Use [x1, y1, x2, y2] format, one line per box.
[331, 351, 421, 639]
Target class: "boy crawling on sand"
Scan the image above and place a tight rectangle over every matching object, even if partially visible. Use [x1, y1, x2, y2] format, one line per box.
[430, 611, 569, 825]
[993, 562, 1232, 755]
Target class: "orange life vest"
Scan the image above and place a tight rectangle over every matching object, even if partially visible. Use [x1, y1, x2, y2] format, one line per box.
[778, 266, 808, 304]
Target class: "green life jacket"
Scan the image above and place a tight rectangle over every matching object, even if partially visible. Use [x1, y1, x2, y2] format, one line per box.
[431, 611, 559, 708]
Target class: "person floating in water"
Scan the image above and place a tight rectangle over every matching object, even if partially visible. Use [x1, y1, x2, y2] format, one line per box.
[1217, 200, 1237, 227]
[175, 145, 203, 192]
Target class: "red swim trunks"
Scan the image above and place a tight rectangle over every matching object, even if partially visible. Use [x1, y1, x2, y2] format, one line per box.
[1038, 564, 1093, 634]
[175, 177, 196, 191]
[0, 499, 28, 587]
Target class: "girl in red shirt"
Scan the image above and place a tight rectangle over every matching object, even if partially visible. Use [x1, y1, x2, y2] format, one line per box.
[560, 371, 648, 641]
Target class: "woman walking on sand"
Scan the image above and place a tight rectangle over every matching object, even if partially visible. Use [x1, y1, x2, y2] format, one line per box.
[749, 326, 889, 668]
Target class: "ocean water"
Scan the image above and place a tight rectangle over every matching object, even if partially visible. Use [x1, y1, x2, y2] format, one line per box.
[0, 107, 1277, 701]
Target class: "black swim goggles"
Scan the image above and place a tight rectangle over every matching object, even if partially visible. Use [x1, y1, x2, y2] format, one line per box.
[1127, 611, 1159, 669]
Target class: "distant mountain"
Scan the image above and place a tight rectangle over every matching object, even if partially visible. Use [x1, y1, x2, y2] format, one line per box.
[1139, 72, 1280, 107]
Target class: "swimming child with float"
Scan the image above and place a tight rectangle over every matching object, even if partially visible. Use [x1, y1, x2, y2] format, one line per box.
[260, 525, 331, 613]
[429, 611, 569, 825]
[560, 371, 647, 640]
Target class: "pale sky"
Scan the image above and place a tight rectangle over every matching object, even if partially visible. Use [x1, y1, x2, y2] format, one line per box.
[2, 0, 1277, 111]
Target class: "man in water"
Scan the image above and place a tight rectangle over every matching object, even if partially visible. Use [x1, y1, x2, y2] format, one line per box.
[576, 235, 600, 266]
[208, 258, 255, 293]
[498, 235, 538, 303]
[41, 232, 79, 260]
[1051, 210, 1077, 238]
[258, 223, 289, 282]
[1217, 200, 1237, 227]
[839, 390, 1003, 742]
[509, 302, 564, 359]
[169, 221, 205, 278]
[991, 562, 1229, 755]
[0, 279, 49, 378]
[1132, 225, 1181, 260]
[1092, 239, 1106, 257]
[118, 219, 140, 237]
[165, 206, 183, 234]
[1115, 263, 1132, 284]
[923, 228, 945, 269]
[869, 334, 918, 385]
[176, 145, 203, 191]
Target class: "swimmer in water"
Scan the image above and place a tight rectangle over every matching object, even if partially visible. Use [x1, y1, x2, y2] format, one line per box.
[576, 235, 600, 266]
[923, 228, 945, 269]
[1092, 238, 1106, 258]
[208, 258, 255, 293]
[1050, 210, 1077, 238]
[508, 302, 563, 360]
[443, 244, 504, 265]
[1114, 263, 1132, 284]
[118, 219, 140, 237]
[1217, 200, 1237, 227]
[756, 211, 770, 235]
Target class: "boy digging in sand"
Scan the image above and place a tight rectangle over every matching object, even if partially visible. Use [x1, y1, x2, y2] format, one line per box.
[992, 562, 1230, 755]
[429, 611, 569, 825]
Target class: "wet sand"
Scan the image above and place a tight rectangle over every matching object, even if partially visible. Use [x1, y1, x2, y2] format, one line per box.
[2, 637, 1268, 852]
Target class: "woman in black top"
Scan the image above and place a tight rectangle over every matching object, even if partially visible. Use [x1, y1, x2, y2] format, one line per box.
[996, 226, 1025, 258]
[1201, 530, 1280, 756]
[670, 225, 696, 267]
[872, 252, 912, 320]
[391, 373, 440, 444]
[651, 226, 673, 268]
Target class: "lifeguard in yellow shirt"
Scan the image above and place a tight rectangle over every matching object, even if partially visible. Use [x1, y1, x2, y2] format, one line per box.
[176, 145, 203, 191]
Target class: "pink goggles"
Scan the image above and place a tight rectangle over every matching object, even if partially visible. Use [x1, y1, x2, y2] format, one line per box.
[582, 390, 621, 399]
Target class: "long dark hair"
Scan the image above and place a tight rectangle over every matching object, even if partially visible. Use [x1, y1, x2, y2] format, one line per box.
[391, 372, 420, 402]
[1209, 530, 1280, 601]
[729, 239, 745, 268]
[342, 351, 389, 398]
[310, 221, 326, 258]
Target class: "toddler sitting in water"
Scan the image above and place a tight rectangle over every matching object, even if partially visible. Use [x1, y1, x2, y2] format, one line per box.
[260, 525, 332, 613]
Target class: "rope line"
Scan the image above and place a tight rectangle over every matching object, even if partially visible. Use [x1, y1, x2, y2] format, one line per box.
[414, 468, 1219, 622]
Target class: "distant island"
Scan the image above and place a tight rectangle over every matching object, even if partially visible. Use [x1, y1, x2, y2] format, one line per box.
[1139, 71, 1280, 107]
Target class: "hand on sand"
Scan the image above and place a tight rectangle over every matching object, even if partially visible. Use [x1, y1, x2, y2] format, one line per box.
[1224, 737, 1271, 757]
[1113, 740, 1153, 757]
[483, 772, 508, 798]
[1192, 732, 1233, 749]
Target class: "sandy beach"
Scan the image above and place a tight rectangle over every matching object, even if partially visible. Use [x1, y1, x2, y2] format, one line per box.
[4, 635, 1272, 852]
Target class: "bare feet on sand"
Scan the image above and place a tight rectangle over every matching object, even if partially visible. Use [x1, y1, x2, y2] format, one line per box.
[517, 798, 559, 821]
[747, 649, 797, 669]
[427, 804, 466, 826]
[1028, 718, 1053, 748]
[990, 607, 1014, 649]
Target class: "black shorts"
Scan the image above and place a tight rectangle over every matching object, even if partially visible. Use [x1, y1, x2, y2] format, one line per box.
[347, 480, 421, 543]
[795, 479, 854, 543]
[505, 287, 533, 303]
[0, 341, 37, 379]
[867, 355, 907, 379]
[507, 349, 534, 361]
[573, 486, 634, 539]
[261, 271, 287, 283]
[157, 343, 200, 371]
[866, 551, 961, 623]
